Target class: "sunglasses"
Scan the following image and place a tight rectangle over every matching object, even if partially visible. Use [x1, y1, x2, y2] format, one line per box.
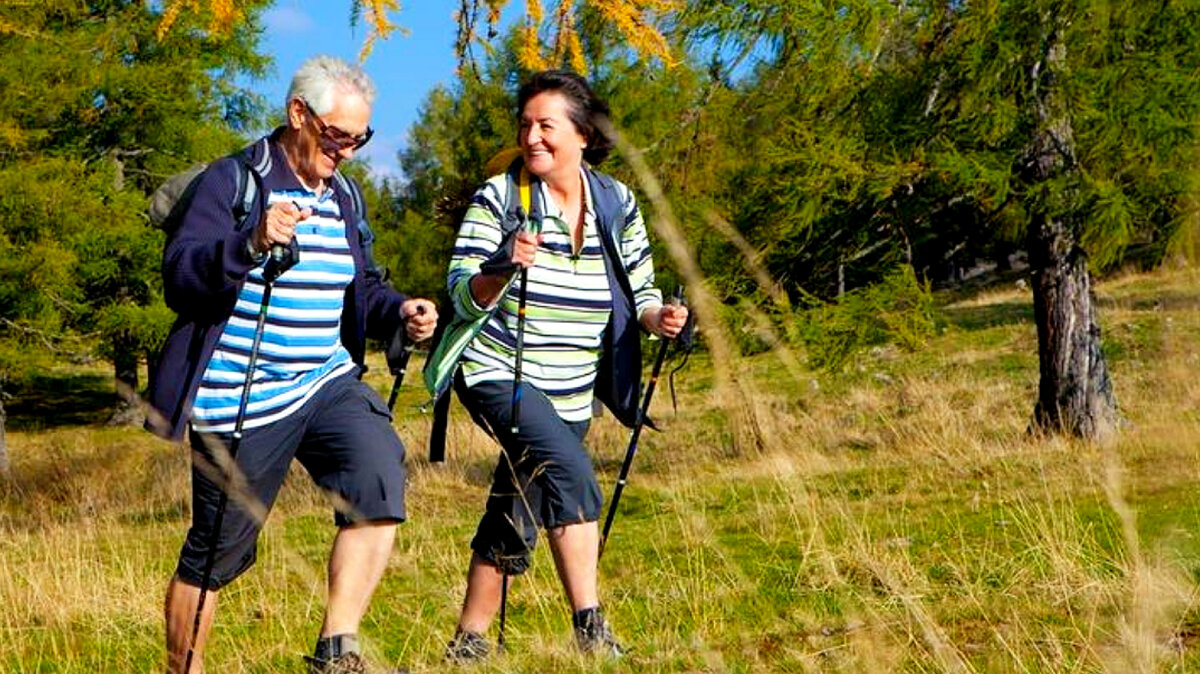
[303, 100, 373, 152]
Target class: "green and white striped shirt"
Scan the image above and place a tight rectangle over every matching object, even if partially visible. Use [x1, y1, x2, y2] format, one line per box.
[448, 169, 661, 422]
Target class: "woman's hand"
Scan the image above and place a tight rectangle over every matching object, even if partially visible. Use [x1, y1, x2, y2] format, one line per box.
[641, 303, 689, 339]
[511, 230, 539, 269]
[472, 230, 542, 308]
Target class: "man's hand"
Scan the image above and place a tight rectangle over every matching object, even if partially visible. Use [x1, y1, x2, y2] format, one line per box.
[401, 299, 438, 342]
[252, 202, 311, 255]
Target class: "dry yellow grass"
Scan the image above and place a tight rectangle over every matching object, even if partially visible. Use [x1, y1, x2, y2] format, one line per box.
[2, 267, 1200, 671]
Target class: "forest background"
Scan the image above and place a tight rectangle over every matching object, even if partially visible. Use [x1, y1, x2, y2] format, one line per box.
[4, 0, 1200, 671]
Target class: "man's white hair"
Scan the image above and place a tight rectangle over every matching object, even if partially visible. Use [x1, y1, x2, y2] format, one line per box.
[286, 55, 376, 114]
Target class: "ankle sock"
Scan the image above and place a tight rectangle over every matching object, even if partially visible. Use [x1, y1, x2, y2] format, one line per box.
[314, 633, 359, 661]
[572, 606, 602, 631]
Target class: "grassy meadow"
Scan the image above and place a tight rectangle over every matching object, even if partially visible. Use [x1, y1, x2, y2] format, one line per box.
[3, 266, 1200, 672]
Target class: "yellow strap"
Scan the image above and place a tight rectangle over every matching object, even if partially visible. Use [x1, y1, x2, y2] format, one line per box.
[518, 166, 532, 219]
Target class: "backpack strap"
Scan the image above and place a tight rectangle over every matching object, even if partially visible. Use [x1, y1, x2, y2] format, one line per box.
[332, 170, 385, 279]
[518, 166, 532, 218]
[500, 157, 536, 235]
[232, 137, 271, 231]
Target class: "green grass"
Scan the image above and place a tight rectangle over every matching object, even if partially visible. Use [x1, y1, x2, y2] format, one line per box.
[4, 267, 1200, 671]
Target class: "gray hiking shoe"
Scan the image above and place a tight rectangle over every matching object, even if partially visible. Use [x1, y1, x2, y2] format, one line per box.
[572, 607, 624, 657]
[303, 652, 407, 674]
[305, 652, 367, 674]
[445, 629, 491, 663]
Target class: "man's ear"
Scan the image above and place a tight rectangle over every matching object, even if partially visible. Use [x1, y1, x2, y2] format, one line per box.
[286, 98, 306, 131]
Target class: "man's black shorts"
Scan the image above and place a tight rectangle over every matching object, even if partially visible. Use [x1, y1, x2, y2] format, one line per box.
[175, 372, 406, 590]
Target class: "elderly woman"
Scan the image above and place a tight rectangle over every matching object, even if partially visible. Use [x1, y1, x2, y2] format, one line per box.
[440, 70, 688, 661]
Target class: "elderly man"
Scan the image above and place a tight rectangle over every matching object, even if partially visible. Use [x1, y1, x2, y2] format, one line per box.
[148, 55, 436, 673]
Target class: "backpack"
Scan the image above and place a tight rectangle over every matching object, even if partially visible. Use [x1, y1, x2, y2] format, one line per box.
[148, 137, 383, 277]
[423, 158, 637, 462]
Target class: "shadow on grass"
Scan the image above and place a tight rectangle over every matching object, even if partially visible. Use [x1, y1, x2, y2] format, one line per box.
[938, 287, 1196, 334]
[939, 301, 1034, 332]
[1096, 290, 1200, 312]
[0, 441, 187, 532]
[5, 371, 117, 431]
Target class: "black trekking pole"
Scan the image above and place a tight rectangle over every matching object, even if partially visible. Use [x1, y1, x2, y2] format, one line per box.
[509, 264, 530, 434]
[386, 306, 424, 413]
[498, 260, 533, 651]
[184, 248, 289, 673]
[498, 563, 510, 652]
[599, 285, 684, 560]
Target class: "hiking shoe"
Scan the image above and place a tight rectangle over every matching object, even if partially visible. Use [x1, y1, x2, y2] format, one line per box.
[445, 629, 491, 663]
[573, 607, 624, 657]
[304, 652, 409, 674]
[304, 652, 368, 674]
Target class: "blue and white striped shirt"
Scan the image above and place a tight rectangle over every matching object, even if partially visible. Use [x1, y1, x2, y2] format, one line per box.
[191, 187, 356, 432]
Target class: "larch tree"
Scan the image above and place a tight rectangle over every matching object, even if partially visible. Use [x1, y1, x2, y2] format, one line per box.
[685, 0, 1200, 440]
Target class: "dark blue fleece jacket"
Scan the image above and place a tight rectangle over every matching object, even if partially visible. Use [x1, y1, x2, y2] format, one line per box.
[146, 133, 406, 440]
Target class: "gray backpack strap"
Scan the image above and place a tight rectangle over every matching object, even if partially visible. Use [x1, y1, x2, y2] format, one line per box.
[332, 170, 384, 279]
[240, 137, 271, 219]
[231, 137, 271, 230]
[332, 171, 365, 222]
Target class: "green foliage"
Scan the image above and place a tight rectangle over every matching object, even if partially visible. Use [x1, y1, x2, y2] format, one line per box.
[679, 0, 1200, 302]
[0, 0, 270, 396]
[798, 266, 935, 372]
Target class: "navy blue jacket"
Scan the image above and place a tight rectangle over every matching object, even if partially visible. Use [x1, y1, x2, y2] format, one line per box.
[146, 133, 406, 440]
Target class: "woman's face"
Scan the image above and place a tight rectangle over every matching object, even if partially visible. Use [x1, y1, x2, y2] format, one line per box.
[518, 91, 588, 182]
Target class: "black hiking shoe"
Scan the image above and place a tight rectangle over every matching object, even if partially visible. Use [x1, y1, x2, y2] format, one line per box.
[445, 629, 491, 663]
[572, 607, 624, 657]
[304, 652, 408, 674]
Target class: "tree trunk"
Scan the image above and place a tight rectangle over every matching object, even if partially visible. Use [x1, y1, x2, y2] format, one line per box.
[1028, 218, 1118, 438]
[108, 336, 143, 426]
[1022, 23, 1119, 440]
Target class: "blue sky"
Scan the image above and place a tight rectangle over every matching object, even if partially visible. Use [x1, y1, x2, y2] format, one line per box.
[252, 4, 763, 181]
[256, 2, 498, 180]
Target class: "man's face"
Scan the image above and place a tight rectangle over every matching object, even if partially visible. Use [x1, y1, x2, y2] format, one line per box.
[289, 91, 372, 184]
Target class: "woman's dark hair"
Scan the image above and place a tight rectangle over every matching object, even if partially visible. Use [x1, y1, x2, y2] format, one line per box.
[516, 70, 614, 166]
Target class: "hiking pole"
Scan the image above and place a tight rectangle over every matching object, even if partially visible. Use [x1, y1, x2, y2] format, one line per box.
[599, 285, 685, 560]
[498, 565, 510, 652]
[499, 263, 530, 652]
[510, 264, 530, 434]
[386, 305, 425, 413]
[184, 252, 288, 673]
[502, 197, 537, 650]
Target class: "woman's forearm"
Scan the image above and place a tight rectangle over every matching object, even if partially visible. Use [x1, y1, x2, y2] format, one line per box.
[469, 271, 515, 309]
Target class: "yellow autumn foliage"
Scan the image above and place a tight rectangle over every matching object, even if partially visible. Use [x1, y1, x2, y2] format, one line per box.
[152, 0, 677, 72]
[156, 0, 243, 40]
